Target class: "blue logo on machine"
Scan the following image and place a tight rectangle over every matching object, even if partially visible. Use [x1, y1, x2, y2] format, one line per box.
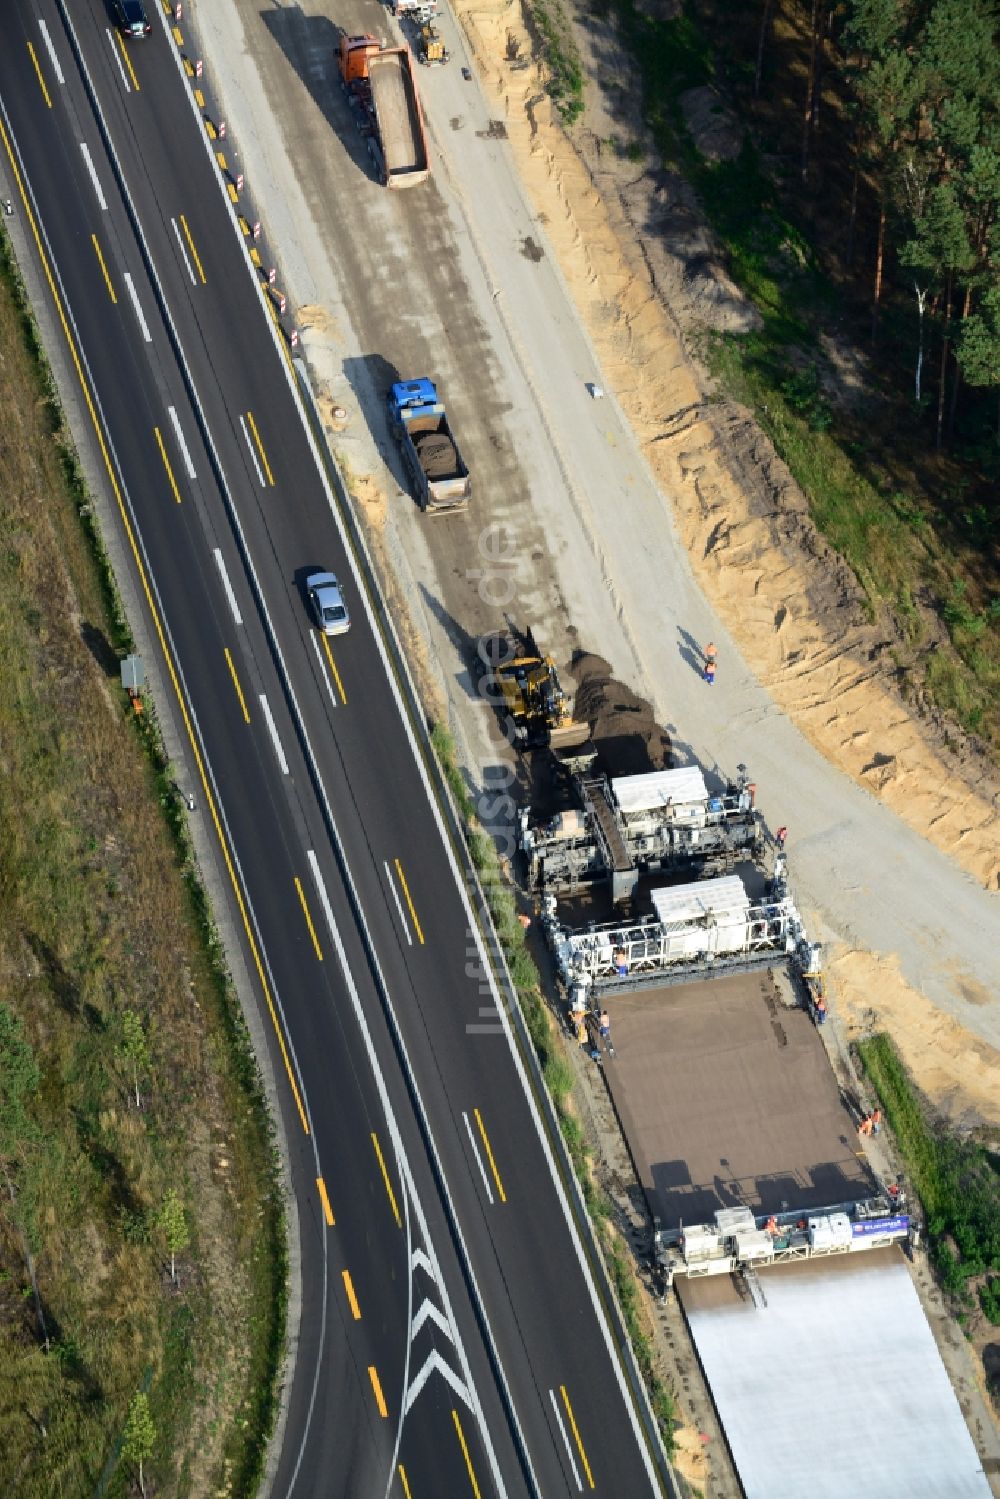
[852, 1215, 909, 1237]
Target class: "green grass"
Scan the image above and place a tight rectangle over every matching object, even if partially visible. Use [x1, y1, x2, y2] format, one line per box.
[0, 225, 285, 1497]
[429, 724, 676, 1451]
[858, 1036, 1000, 1306]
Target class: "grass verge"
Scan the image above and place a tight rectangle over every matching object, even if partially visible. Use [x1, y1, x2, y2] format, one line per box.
[858, 1036, 1000, 1329]
[0, 225, 285, 1497]
[429, 723, 676, 1451]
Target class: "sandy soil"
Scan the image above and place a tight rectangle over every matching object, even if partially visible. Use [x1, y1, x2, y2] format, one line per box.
[831, 949, 1000, 1130]
[451, 0, 1000, 895]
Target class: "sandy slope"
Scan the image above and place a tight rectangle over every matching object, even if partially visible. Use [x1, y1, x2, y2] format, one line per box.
[452, 0, 999, 893]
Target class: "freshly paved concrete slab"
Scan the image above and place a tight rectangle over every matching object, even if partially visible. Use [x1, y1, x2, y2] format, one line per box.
[603, 968, 872, 1229]
[680, 1250, 992, 1498]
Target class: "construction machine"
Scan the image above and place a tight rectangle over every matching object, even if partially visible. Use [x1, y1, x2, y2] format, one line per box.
[337, 36, 430, 189]
[477, 629, 590, 752]
[418, 23, 449, 64]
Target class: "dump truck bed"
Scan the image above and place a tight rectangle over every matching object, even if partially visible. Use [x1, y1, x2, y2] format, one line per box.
[368, 51, 429, 186]
[401, 410, 470, 508]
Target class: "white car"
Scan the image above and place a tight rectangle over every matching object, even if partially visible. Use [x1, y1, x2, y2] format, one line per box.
[306, 572, 351, 636]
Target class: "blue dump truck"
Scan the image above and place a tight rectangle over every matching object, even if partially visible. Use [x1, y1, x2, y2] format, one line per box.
[388, 378, 471, 514]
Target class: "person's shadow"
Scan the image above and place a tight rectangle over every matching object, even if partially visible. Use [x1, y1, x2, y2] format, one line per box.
[677, 626, 705, 676]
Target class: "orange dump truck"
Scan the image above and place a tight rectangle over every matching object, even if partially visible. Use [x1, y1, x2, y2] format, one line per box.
[337, 36, 430, 189]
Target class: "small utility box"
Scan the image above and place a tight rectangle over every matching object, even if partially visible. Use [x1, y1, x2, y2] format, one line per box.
[120, 654, 145, 693]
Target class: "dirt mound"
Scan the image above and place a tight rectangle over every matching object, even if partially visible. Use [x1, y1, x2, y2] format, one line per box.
[571, 650, 671, 776]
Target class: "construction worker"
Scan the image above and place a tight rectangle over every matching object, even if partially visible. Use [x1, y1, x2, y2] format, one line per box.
[858, 1113, 872, 1138]
[598, 1009, 612, 1044]
[814, 994, 827, 1025]
[613, 947, 629, 977]
[775, 826, 788, 850]
[704, 641, 717, 668]
[871, 1107, 882, 1136]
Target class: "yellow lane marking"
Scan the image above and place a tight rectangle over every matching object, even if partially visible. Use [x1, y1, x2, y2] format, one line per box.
[227, 182, 239, 204]
[342, 1269, 361, 1320]
[115, 31, 140, 92]
[0, 112, 312, 1140]
[205, 119, 217, 140]
[153, 425, 183, 504]
[473, 1108, 507, 1204]
[560, 1386, 595, 1490]
[397, 1465, 413, 1499]
[193, 88, 205, 108]
[368, 1366, 388, 1419]
[245, 410, 274, 486]
[27, 43, 52, 109]
[224, 647, 251, 723]
[451, 1409, 482, 1499]
[216, 150, 227, 170]
[172, 26, 184, 47]
[316, 1176, 335, 1226]
[294, 876, 324, 961]
[394, 860, 424, 945]
[91, 234, 117, 303]
[320, 632, 348, 706]
[371, 1132, 402, 1228]
[178, 213, 206, 284]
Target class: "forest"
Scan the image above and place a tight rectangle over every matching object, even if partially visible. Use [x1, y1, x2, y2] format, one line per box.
[578, 0, 1000, 749]
[746, 0, 999, 452]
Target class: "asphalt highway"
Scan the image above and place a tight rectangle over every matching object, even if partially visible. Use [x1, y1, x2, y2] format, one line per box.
[0, 3, 672, 1495]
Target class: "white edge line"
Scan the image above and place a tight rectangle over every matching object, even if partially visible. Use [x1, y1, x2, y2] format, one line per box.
[105, 27, 131, 92]
[309, 632, 339, 711]
[37, 19, 66, 85]
[171, 216, 197, 286]
[122, 271, 152, 343]
[167, 403, 197, 480]
[239, 412, 266, 487]
[549, 1388, 583, 1493]
[213, 547, 243, 627]
[258, 694, 289, 775]
[384, 859, 413, 946]
[78, 141, 107, 210]
[462, 1111, 493, 1206]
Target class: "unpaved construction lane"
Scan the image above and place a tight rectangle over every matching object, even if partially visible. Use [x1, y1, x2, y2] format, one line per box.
[197, 3, 998, 1092]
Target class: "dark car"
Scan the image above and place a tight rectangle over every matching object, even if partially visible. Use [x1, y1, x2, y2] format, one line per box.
[112, 0, 152, 38]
